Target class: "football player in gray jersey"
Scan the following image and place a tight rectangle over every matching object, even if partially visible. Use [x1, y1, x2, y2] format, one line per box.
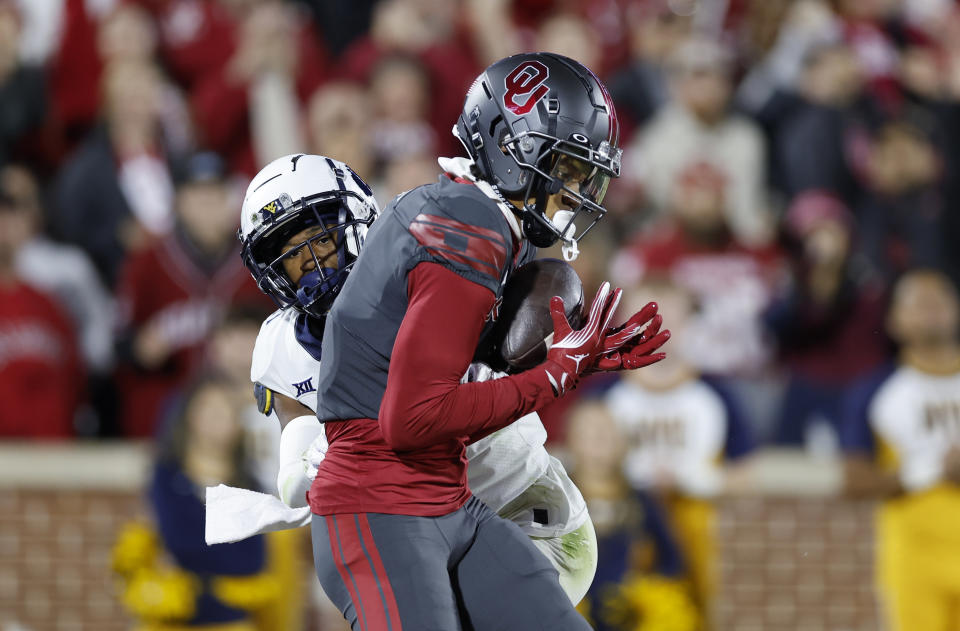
[234, 153, 600, 607]
[229, 53, 669, 631]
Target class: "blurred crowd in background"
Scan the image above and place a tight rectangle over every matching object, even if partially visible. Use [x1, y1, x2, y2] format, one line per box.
[3, 0, 960, 629]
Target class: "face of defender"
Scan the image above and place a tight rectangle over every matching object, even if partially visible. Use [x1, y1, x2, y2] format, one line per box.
[279, 224, 339, 286]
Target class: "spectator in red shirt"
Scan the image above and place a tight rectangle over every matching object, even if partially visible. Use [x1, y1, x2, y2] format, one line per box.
[189, 1, 328, 176]
[613, 161, 783, 379]
[0, 186, 82, 439]
[5, 163, 113, 376]
[97, 3, 195, 158]
[114, 152, 269, 437]
[5, 163, 115, 436]
[339, 0, 481, 157]
[46, 0, 102, 153]
[46, 0, 192, 162]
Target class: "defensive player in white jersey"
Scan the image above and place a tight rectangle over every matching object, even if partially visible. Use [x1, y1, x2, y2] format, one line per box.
[238, 153, 598, 605]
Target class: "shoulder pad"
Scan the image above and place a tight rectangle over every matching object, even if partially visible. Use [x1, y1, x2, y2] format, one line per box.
[393, 181, 516, 293]
[253, 382, 275, 416]
[410, 212, 510, 276]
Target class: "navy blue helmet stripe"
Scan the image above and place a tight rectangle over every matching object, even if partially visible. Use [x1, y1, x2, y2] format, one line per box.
[325, 158, 347, 192]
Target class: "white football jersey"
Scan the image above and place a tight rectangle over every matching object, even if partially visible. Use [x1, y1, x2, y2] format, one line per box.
[868, 366, 960, 487]
[463, 363, 587, 537]
[251, 309, 588, 537]
[252, 309, 323, 411]
[606, 379, 750, 497]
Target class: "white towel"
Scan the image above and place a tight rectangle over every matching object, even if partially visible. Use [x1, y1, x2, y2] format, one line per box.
[205, 484, 311, 545]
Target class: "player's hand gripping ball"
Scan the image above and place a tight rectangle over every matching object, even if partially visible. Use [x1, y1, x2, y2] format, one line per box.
[479, 259, 585, 372]
[477, 259, 670, 380]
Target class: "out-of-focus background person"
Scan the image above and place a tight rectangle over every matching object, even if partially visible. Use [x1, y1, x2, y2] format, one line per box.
[628, 36, 773, 246]
[764, 191, 890, 448]
[841, 269, 960, 631]
[565, 398, 698, 631]
[0, 1, 45, 169]
[206, 304, 279, 495]
[4, 0, 960, 629]
[606, 280, 757, 614]
[112, 372, 304, 630]
[0, 182, 82, 438]
[113, 151, 269, 437]
[53, 58, 183, 288]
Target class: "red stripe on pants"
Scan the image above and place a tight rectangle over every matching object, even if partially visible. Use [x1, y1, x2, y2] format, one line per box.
[325, 515, 366, 631]
[357, 514, 403, 629]
[334, 514, 403, 630]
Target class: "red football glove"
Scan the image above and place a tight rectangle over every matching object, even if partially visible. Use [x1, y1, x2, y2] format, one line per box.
[598, 301, 660, 355]
[588, 299, 671, 373]
[542, 282, 621, 396]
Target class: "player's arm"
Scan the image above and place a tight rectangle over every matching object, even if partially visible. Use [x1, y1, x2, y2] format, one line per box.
[839, 369, 904, 499]
[379, 262, 565, 452]
[255, 382, 322, 507]
[269, 390, 314, 430]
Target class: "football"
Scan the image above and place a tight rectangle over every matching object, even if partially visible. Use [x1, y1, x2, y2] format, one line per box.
[479, 258, 585, 372]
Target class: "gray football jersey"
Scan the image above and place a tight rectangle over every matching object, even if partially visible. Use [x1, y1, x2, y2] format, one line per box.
[315, 176, 534, 422]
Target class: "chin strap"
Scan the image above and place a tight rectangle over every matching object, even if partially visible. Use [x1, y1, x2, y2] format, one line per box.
[561, 240, 579, 262]
[551, 210, 580, 261]
[438, 156, 523, 243]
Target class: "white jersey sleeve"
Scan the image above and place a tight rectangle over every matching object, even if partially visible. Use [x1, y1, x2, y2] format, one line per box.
[466, 412, 551, 513]
[251, 309, 327, 476]
[251, 309, 320, 413]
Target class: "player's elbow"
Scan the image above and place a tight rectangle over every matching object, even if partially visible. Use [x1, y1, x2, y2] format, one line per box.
[379, 415, 419, 451]
[379, 404, 433, 452]
[380, 379, 454, 451]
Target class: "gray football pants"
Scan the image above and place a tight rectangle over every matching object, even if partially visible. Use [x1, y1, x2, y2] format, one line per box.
[311, 495, 593, 631]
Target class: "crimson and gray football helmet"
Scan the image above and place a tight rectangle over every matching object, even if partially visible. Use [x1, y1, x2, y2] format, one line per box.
[239, 154, 379, 317]
[455, 52, 622, 249]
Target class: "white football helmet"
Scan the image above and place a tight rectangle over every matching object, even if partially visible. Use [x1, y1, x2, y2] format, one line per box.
[239, 154, 379, 317]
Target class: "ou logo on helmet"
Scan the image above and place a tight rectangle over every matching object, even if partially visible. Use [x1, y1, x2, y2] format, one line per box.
[503, 61, 550, 116]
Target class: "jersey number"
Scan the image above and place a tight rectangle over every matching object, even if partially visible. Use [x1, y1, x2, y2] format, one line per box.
[503, 61, 550, 116]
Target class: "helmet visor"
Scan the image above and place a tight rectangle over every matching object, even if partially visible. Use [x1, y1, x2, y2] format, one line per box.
[546, 138, 621, 206]
[548, 154, 609, 205]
